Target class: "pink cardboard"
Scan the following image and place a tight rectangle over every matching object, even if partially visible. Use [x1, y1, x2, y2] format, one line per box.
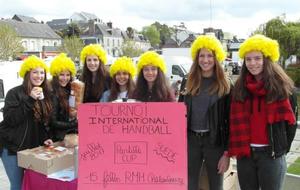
[78, 102, 187, 190]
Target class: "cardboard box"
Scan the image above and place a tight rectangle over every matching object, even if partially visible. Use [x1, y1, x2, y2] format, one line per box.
[17, 142, 74, 175]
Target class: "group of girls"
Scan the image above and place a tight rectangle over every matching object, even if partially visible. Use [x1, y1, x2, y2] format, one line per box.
[0, 33, 298, 190]
[0, 43, 176, 190]
[179, 34, 298, 190]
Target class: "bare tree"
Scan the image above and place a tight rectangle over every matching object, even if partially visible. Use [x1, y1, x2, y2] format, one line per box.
[0, 22, 24, 60]
[59, 36, 84, 64]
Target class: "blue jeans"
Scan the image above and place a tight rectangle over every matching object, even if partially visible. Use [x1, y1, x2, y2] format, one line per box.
[0, 148, 23, 190]
[188, 132, 224, 190]
[237, 148, 286, 190]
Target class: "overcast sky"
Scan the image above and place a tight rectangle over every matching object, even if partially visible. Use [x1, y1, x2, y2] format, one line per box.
[1, 0, 300, 38]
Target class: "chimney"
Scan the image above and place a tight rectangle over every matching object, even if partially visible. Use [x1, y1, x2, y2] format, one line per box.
[88, 20, 95, 35]
[107, 22, 112, 35]
[107, 22, 112, 29]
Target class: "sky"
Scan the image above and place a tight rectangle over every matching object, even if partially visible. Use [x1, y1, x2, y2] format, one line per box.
[1, 0, 300, 38]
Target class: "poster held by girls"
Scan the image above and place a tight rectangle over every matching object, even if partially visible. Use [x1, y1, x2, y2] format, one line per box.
[78, 102, 187, 190]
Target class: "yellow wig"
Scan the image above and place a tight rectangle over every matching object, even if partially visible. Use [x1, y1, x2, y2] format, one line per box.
[137, 51, 166, 74]
[110, 56, 137, 78]
[190, 35, 226, 63]
[80, 44, 107, 64]
[239, 34, 280, 62]
[19, 55, 49, 78]
[50, 53, 76, 77]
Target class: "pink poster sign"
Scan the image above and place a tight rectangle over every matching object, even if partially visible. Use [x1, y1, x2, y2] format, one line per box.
[78, 102, 187, 190]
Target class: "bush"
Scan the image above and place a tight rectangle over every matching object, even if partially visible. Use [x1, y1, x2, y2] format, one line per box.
[286, 64, 300, 88]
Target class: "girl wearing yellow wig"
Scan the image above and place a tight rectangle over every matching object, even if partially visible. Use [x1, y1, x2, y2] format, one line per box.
[229, 34, 298, 190]
[179, 35, 231, 190]
[49, 53, 78, 141]
[133, 51, 175, 102]
[0, 55, 53, 190]
[80, 44, 111, 102]
[100, 56, 136, 102]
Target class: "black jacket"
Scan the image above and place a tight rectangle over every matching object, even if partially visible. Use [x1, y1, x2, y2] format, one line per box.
[266, 92, 298, 158]
[0, 85, 51, 154]
[178, 77, 231, 150]
[51, 91, 78, 141]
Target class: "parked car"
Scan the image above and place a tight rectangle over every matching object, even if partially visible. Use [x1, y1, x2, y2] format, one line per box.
[227, 61, 241, 75]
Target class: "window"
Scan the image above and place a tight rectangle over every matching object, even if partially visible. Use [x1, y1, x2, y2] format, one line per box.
[22, 41, 27, 49]
[172, 65, 184, 77]
[30, 41, 35, 51]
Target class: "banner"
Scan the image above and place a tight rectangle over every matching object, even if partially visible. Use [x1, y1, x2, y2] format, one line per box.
[78, 102, 187, 190]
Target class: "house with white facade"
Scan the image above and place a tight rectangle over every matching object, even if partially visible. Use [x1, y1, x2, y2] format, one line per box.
[1, 18, 62, 58]
[80, 20, 124, 56]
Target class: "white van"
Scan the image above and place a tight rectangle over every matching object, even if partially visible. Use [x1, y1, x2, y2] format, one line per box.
[162, 55, 192, 84]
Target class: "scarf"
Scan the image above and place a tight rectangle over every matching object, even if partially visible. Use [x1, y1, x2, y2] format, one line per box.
[229, 74, 296, 158]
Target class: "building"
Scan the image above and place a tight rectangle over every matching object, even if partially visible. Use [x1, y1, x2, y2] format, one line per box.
[12, 14, 39, 23]
[80, 20, 124, 56]
[1, 18, 62, 58]
[121, 31, 151, 52]
[46, 18, 69, 31]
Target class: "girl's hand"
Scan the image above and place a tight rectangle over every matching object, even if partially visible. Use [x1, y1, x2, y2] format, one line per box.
[217, 154, 230, 174]
[44, 139, 53, 146]
[30, 87, 43, 100]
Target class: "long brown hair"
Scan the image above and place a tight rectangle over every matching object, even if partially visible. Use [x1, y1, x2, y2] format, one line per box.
[23, 71, 52, 124]
[80, 60, 110, 102]
[185, 49, 230, 97]
[50, 76, 72, 113]
[109, 73, 135, 101]
[133, 68, 174, 102]
[232, 57, 294, 102]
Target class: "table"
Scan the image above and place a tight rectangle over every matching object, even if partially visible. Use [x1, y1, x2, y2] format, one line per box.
[22, 169, 77, 190]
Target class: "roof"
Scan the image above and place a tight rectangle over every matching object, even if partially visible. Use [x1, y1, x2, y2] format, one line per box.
[1, 19, 61, 39]
[81, 22, 123, 38]
[96, 24, 122, 38]
[80, 12, 98, 20]
[46, 19, 69, 31]
[12, 14, 39, 23]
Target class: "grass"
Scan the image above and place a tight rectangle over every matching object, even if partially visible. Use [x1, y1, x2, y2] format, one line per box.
[288, 157, 300, 175]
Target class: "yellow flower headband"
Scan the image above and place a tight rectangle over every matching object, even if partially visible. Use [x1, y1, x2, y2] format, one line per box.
[50, 53, 76, 77]
[80, 44, 107, 64]
[110, 56, 137, 78]
[190, 35, 226, 63]
[239, 34, 280, 62]
[19, 55, 49, 78]
[137, 51, 167, 74]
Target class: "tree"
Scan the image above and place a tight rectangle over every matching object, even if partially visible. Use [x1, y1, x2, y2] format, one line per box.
[255, 17, 300, 67]
[126, 27, 135, 39]
[61, 23, 81, 38]
[152, 22, 174, 47]
[141, 25, 160, 47]
[121, 40, 144, 57]
[59, 36, 84, 63]
[0, 22, 24, 60]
